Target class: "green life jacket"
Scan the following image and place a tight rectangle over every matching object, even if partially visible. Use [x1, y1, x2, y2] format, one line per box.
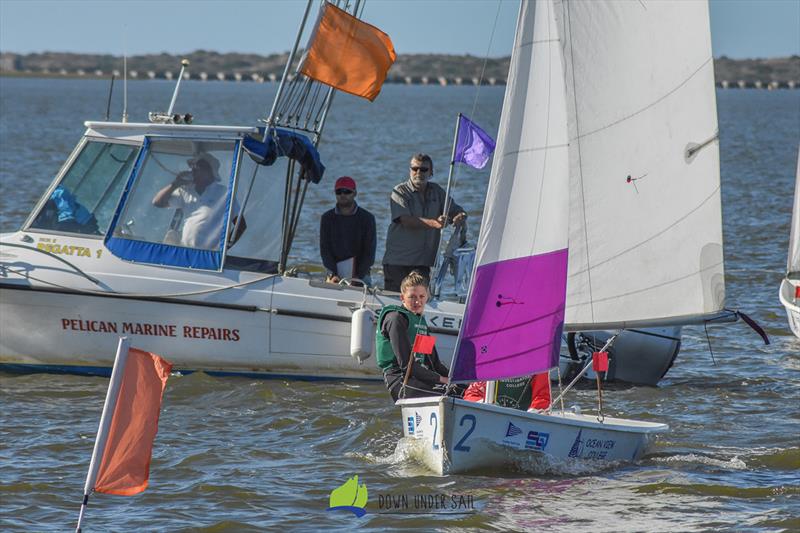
[375, 304, 429, 372]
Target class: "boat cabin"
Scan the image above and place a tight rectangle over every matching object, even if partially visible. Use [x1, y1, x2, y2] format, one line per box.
[23, 121, 292, 273]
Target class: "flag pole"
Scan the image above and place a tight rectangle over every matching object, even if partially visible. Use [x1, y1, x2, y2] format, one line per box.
[76, 337, 131, 533]
[433, 113, 462, 279]
[442, 112, 462, 231]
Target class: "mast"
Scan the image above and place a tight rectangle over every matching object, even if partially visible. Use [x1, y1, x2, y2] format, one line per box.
[264, 0, 365, 272]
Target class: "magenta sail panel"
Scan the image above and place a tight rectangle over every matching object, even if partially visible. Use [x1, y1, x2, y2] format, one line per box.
[451, 249, 568, 382]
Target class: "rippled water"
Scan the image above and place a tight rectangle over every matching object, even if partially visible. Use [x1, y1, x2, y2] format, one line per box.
[1, 78, 799, 531]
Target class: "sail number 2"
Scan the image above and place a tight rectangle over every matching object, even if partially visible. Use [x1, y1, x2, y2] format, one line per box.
[454, 415, 476, 452]
[430, 412, 439, 450]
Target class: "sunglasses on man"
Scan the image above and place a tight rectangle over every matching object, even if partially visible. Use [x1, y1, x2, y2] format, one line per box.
[336, 189, 355, 195]
[410, 166, 430, 172]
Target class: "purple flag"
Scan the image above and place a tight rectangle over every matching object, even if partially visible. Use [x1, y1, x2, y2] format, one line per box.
[454, 115, 496, 169]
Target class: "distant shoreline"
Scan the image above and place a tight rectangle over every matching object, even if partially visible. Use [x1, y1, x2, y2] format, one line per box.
[1, 51, 798, 88]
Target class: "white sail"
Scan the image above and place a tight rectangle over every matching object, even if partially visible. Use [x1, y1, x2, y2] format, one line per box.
[451, 0, 570, 381]
[556, 0, 726, 329]
[788, 145, 800, 276]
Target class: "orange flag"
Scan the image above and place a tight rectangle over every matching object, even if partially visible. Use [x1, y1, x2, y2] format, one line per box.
[94, 348, 172, 496]
[300, 2, 396, 101]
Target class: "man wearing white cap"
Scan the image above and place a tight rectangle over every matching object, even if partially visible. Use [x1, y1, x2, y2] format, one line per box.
[152, 152, 245, 249]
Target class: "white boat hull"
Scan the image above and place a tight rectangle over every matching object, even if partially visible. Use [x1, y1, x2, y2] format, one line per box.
[398, 397, 668, 475]
[0, 232, 463, 378]
[779, 278, 800, 339]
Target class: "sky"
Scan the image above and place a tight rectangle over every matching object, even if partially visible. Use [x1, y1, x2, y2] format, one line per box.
[0, 0, 798, 59]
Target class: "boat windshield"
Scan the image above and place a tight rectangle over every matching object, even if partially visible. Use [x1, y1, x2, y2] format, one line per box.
[28, 140, 138, 236]
[111, 139, 237, 250]
[104, 138, 239, 271]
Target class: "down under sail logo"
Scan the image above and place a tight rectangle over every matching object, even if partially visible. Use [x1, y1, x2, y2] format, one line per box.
[327, 475, 368, 517]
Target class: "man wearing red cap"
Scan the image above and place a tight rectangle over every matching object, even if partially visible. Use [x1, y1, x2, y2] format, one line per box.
[319, 176, 376, 285]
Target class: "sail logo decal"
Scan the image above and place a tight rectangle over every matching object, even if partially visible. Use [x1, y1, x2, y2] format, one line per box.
[501, 421, 523, 448]
[327, 475, 368, 517]
[566, 430, 616, 459]
[407, 412, 423, 436]
[495, 294, 524, 307]
[505, 422, 522, 437]
[414, 412, 423, 436]
[524, 430, 549, 451]
[568, 429, 583, 458]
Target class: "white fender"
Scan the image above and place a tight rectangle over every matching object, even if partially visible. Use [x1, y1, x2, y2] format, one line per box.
[350, 307, 375, 363]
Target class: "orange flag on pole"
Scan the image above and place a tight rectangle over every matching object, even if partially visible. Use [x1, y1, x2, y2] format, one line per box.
[94, 347, 172, 496]
[299, 2, 396, 101]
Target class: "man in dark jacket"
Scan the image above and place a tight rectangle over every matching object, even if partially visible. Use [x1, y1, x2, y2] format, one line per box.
[319, 176, 377, 286]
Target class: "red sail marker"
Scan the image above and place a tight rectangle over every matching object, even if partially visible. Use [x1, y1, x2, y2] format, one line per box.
[412, 334, 436, 355]
[592, 351, 609, 373]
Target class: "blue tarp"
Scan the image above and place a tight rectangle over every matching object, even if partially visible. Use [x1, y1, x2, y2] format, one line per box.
[243, 127, 325, 183]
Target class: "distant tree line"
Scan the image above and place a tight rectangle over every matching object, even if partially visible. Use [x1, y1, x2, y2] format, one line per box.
[1, 51, 797, 85]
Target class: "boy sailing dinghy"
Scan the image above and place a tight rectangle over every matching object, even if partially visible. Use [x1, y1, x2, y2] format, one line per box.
[779, 146, 800, 338]
[398, 0, 745, 474]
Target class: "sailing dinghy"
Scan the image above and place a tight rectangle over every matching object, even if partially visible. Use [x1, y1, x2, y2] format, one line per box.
[779, 146, 800, 338]
[398, 0, 735, 474]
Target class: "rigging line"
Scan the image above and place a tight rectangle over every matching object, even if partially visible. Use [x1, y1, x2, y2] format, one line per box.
[304, 80, 324, 129]
[703, 322, 717, 366]
[574, 56, 714, 141]
[468, 0, 503, 120]
[503, 142, 569, 156]
[565, 0, 596, 323]
[450, 0, 505, 202]
[292, 78, 315, 123]
[2, 266, 277, 299]
[568, 184, 721, 277]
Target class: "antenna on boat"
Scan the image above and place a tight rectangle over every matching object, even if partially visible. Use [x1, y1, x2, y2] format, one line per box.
[104, 75, 115, 121]
[148, 59, 193, 124]
[167, 59, 190, 117]
[122, 31, 128, 123]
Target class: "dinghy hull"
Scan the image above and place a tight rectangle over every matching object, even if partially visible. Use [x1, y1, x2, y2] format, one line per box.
[398, 397, 667, 475]
[779, 278, 800, 339]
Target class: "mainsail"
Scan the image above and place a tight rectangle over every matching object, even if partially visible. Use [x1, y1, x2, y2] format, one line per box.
[788, 146, 800, 278]
[558, 0, 726, 329]
[451, 0, 569, 382]
[450, 0, 728, 381]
